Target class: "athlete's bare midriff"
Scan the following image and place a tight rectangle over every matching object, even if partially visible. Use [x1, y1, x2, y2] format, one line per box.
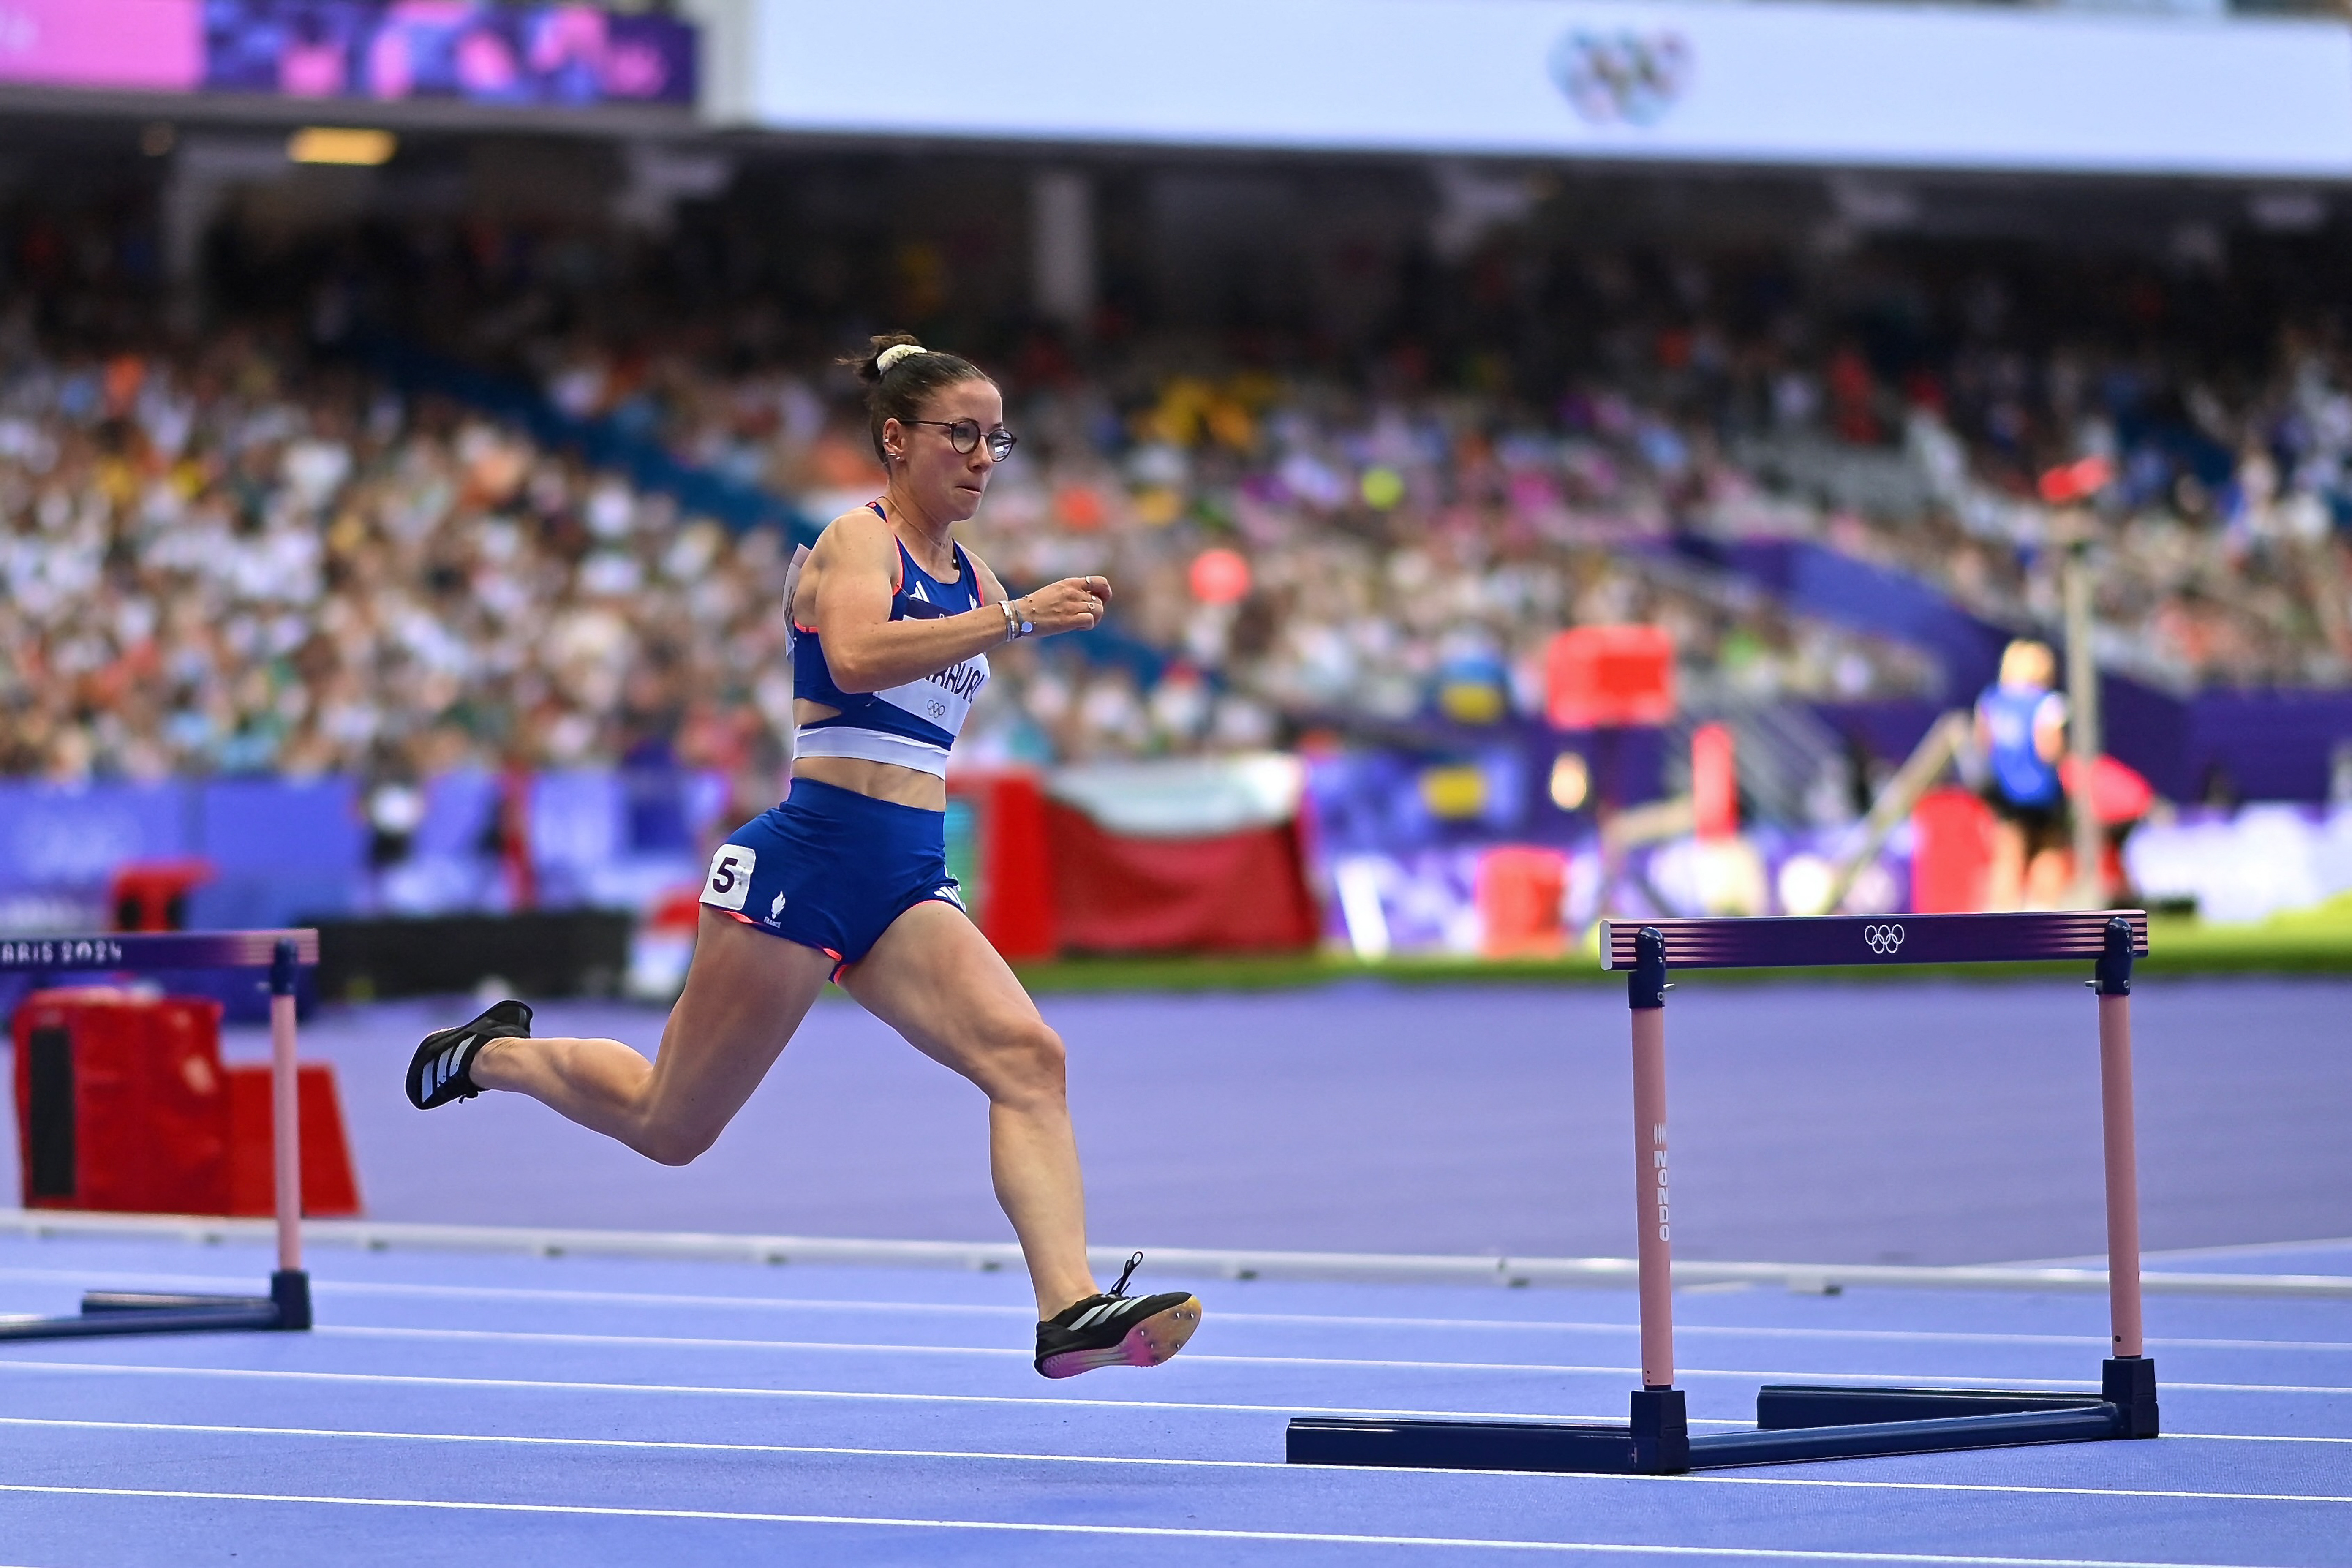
[791, 701, 948, 810]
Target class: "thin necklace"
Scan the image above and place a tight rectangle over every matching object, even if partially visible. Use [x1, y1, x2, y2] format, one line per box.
[884, 495, 955, 571]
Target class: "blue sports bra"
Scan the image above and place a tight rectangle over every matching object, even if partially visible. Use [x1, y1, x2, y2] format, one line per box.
[788, 501, 991, 779]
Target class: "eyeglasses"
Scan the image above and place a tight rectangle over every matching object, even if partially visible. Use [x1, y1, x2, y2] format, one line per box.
[904, 419, 1018, 462]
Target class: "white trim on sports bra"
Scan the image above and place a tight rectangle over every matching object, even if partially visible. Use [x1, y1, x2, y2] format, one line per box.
[789, 724, 951, 779]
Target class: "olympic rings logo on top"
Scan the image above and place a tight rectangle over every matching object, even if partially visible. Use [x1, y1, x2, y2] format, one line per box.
[1548, 29, 1693, 128]
[1862, 923, 1906, 957]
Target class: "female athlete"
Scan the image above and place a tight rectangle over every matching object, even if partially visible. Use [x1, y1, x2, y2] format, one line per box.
[403, 334, 1203, 1378]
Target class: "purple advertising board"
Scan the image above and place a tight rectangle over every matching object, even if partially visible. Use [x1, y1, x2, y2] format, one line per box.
[0, 0, 694, 106]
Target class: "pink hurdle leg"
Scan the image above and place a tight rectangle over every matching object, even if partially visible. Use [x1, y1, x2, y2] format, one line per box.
[1625, 926, 1675, 1391]
[2091, 917, 2157, 1435]
[2097, 989, 2142, 1358]
[1622, 926, 1689, 1473]
[1630, 1005, 1674, 1388]
[272, 973, 303, 1278]
[265, 939, 311, 1331]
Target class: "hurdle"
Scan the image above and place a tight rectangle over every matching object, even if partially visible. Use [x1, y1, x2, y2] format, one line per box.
[1, 930, 316, 1340]
[1288, 909, 2158, 1474]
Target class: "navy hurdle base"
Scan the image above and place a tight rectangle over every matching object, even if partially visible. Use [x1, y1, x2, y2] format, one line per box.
[1288, 911, 2159, 1474]
[0, 930, 319, 1341]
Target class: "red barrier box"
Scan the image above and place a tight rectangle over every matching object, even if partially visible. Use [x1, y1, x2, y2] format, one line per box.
[1545, 625, 1677, 730]
[1690, 723, 1738, 841]
[1477, 846, 1570, 958]
[224, 1062, 362, 1219]
[13, 988, 229, 1214]
[13, 986, 361, 1218]
[1911, 787, 1995, 913]
[946, 770, 1059, 961]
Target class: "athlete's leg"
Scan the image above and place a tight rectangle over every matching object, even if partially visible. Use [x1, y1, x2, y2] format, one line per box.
[470, 909, 833, 1165]
[841, 901, 1096, 1318]
[1985, 817, 2027, 911]
[2024, 845, 2073, 910]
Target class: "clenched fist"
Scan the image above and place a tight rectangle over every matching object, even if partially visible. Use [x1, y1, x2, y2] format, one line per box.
[1010, 574, 1113, 638]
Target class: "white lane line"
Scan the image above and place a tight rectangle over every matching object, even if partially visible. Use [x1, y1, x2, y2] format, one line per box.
[2171, 1432, 2352, 1444]
[1206, 1318, 2352, 1356]
[7, 1416, 2352, 1506]
[0, 1415, 1291, 1467]
[317, 1324, 1029, 1357]
[7, 1268, 2347, 1354]
[2125, 1237, 2352, 1265]
[298, 1325, 2352, 1394]
[311, 1301, 2352, 1358]
[0, 1483, 2290, 1564]
[0, 1269, 1036, 1317]
[279, 1280, 2352, 1354]
[12, 1324, 2351, 1397]
[0, 1358, 1739, 1424]
[5, 1359, 2349, 1448]
[1690, 1472, 2352, 1505]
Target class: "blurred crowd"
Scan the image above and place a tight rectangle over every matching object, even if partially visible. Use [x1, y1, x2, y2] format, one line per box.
[523, 338, 1951, 767]
[0, 316, 1950, 789]
[1757, 339, 2352, 691]
[0, 316, 795, 795]
[8, 196, 2352, 785]
[523, 313, 2352, 765]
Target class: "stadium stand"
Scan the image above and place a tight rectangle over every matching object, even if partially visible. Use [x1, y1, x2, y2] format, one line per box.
[7, 194, 2351, 802]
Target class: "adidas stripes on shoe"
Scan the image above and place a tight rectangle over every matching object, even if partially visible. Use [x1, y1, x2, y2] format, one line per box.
[405, 999, 532, 1110]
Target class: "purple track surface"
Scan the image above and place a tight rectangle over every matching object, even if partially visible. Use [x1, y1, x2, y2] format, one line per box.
[2, 1232, 2349, 1565]
[3, 977, 2350, 1563]
[8, 976, 2345, 1263]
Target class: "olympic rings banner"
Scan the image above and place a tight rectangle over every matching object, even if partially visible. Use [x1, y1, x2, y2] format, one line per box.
[0, 0, 694, 107]
[721, 0, 2352, 177]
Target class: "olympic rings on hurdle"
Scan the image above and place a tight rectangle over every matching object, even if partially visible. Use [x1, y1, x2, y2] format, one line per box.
[1862, 922, 1906, 956]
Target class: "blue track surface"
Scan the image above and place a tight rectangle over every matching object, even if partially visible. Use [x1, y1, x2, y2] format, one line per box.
[3, 1233, 2348, 1565]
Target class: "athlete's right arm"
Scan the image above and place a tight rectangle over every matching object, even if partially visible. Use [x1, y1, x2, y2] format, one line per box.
[797, 509, 1108, 694]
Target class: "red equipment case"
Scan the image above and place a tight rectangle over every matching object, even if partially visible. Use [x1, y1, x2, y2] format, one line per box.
[12, 986, 361, 1217]
[14, 988, 231, 1214]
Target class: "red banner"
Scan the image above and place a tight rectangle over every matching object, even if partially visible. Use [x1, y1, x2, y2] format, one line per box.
[1047, 802, 1319, 954]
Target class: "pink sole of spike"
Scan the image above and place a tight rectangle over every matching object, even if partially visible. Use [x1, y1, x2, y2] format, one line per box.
[1038, 1296, 1203, 1379]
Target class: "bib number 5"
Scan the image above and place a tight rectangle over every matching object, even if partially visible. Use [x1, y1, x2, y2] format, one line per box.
[701, 844, 757, 912]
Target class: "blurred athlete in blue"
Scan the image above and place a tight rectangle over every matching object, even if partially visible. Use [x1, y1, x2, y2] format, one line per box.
[403, 334, 1201, 1379]
[1974, 638, 2070, 910]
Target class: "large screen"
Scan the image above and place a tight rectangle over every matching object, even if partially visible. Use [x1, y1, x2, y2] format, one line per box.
[0, 0, 695, 107]
[728, 0, 2352, 178]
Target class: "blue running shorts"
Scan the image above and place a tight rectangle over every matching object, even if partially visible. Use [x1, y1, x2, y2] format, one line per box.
[699, 778, 966, 969]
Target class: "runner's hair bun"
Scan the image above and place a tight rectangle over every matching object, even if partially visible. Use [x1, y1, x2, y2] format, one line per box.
[839, 332, 991, 462]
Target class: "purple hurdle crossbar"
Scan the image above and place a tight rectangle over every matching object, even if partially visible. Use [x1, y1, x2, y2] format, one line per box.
[1, 930, 319, 1340]
[1288, 910, 2159, 1474]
